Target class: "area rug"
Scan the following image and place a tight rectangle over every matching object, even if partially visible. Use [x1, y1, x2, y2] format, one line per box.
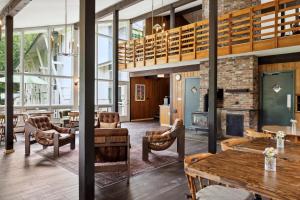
[37, 121, 179, 188]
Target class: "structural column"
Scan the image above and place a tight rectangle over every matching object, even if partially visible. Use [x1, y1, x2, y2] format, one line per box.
[79, 0, 95, 199]
[5, 15, 14, 154]
[170, 6, 175, 29]
[112, 9, 119, 112]
[208, 0, 218, 154]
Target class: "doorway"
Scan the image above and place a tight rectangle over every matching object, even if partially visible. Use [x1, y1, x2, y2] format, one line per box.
[130, 76, 170, 121]
[261, 71, 294, 126]
[184, 78, 200, 128]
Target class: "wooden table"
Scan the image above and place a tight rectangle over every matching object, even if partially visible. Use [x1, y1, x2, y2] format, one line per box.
[262, 125, 300, 143]
[233, 138, 300, 162]
[186, 150, 300, 200]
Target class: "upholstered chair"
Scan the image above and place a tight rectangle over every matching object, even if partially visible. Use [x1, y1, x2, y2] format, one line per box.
[24, 116, 75, 157]
[184, 153, 253, 200]
[94, 128, 130, 184]
[96, 112, 121, 128]
[59, 109, 71, 127]
[0, 114, 18, 144]
[142, 118, 185, 161]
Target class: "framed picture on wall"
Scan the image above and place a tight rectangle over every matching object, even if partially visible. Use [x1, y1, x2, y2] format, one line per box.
[135, 84, 145, 101]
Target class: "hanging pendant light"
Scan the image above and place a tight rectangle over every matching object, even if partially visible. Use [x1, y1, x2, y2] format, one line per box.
[58, 0, 77, 56]
[152, 0, 165, 33]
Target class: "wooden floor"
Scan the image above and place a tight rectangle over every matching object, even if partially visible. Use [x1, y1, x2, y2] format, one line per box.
[0, 121, 211, 200]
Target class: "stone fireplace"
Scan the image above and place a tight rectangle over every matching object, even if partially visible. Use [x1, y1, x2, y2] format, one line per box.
[199, 56, 259, 136]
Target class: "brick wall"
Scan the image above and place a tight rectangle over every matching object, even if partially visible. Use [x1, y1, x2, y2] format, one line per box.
[199, 56, 259, 134]
[202, 0, 261, 19]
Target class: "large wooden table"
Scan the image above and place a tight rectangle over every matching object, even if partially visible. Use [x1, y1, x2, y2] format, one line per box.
[262, 125, 300, 143]
[233, 138, 300, 162]
[186, 149, 300, 200]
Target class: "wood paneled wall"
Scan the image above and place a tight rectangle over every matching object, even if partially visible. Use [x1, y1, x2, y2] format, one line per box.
[259, 62, 300, 127]
[171, 71, 200, 123]
[130, 76, 169, 120]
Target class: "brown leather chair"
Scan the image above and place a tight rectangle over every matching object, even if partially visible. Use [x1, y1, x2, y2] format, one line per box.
[96, 112, 121, 128]
[142, 118, 185, 161]
[24, 116, 75, 157]
[94, 128, 130, 184]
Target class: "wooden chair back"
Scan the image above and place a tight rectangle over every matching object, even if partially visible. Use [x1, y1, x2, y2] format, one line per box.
[184, 153, 212, 200]
[94, 128, 130, 183]
[245, 128, 272, 139]
[221, 137, 250, 151]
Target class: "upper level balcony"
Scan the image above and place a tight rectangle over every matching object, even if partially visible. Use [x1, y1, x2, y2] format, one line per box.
[118, 0, 300, 71]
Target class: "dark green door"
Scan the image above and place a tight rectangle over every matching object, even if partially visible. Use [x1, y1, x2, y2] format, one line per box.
[262, 71, 294, 126]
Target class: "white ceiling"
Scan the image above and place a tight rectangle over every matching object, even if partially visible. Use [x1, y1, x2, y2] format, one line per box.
[11, 0, 202, 29]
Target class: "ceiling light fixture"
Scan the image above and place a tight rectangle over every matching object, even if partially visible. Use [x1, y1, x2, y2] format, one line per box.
[58, 0, 77, 56]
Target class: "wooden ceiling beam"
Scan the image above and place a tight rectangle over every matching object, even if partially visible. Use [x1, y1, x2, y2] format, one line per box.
[130, 0, 197, 23]
[0, 0, 31, 20]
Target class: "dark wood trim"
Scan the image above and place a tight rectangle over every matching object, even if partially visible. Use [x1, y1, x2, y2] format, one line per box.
[0, 0, 31, 19]
[79, 0, 95, 199]
[129, 64, 200, 77]
[170, 6, 175, 29]
[130, 0, 197, 23]
[258, 52, 300, 65]
[5, 15, 14, 152]
[113, 9, 119, 112]
[96, 0, 143, 20]
[208, 0, 218, 154]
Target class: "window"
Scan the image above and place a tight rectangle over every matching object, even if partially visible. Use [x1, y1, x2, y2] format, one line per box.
[51, 77, 72, 105]
[23, 75, 49, 106]
[0, 75, 21, 106]
[96, 81, 112, 105]
[0, 26, 75, 108]
[24, 29, 49, 74]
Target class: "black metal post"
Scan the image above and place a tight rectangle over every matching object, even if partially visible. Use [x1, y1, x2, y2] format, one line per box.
[170, 6, 175, 29]
[113, 9, 119, 112]
[208, 0, 218, 154]
[5, 15, 14, 154]
[79, 0, 95, 199]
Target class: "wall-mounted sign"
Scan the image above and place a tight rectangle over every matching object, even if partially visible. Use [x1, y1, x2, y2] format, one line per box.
[135, 84, 145, 101]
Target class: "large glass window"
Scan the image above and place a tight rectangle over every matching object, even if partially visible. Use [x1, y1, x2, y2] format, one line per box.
[0, 33, 21, 72]
[51, 77, 72, 105]
[23, 75, 49, 106]
[24, 29, 49, 74]
[0, 75, 21, 106]
[96, 21, 130, 113]
[96, 81, 112, 105]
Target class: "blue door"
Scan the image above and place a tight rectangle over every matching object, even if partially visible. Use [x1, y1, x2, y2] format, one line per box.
[185, 78, 200, 128]
[262, 71, 295, 126]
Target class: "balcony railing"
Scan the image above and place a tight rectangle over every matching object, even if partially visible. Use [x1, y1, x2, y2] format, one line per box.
[119, 0, 300, 70]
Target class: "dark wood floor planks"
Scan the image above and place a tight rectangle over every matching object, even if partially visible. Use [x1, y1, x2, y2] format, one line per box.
[0, 122, 210, 200]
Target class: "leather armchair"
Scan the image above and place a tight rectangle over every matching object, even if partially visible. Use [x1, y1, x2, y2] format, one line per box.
[96, 112, 121, 128]
[94, 128, 130, 184]
[143, 118, 185, 161]
[25, 116, 75, 157]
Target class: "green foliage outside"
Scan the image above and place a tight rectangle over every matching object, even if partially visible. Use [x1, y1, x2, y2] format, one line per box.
[0, 33, 39, 105]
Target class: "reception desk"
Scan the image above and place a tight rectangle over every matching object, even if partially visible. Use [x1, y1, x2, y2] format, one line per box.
[159, 105, 170, 126]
